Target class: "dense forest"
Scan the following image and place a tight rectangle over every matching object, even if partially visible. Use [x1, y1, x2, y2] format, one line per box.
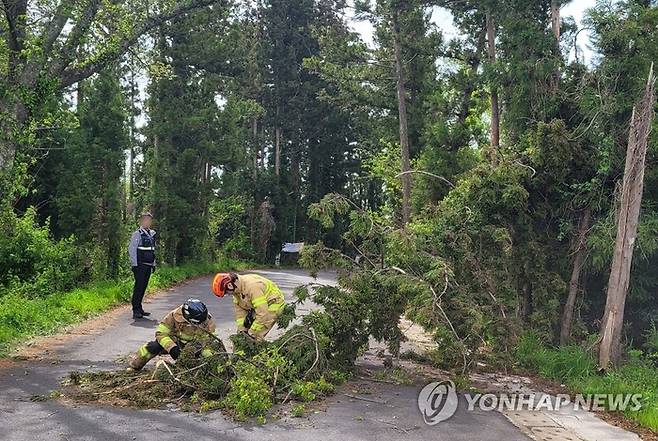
[2, 0, 658, 376]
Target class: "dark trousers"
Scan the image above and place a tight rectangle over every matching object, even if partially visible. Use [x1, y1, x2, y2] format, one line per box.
[132, 264, 153, 313]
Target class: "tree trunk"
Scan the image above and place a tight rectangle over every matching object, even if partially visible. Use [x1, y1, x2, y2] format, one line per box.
[560, 207, 591, 345]
[550, 0, 561, 92]
[0, 98, 27, 175]
[551, 0, 560, 40]
[393, 11, 412, 226]
[0, 123, 17, 176]
[599, 65, 655, 369]
[518, 261, 532, 321]
[275, 126, 282, 177]
[486, 11, 500, 153]
[128, 65, 137, 203]
[252, 118, 258, 180]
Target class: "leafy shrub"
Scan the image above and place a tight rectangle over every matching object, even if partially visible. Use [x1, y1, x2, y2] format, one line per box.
[223, 362, 273, 420]
[292, 381, 317, 402]
[0, 207, 82, 297]
[209, 196, 254, 260]
[643, 322, 658, 363]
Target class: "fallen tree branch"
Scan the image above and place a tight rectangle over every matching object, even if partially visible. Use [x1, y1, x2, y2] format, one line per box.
[343, 393, 390, 404]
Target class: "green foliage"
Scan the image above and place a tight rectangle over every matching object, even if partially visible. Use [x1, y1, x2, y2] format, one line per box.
[642, 323, 658, 364]
[291, 377, 334, 402]
[0, 206, 82, 297]
[291, 403, 306, 417]
[515, 332, 596, 381]
[223, 361, 273, 420]
[209, 196, 254, 260]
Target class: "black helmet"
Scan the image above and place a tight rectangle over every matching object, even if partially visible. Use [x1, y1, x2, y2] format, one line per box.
[182, 298, 208, 324]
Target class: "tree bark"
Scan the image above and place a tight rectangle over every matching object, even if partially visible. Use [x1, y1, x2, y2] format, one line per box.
[252, 118, 258, 180]
[128, 63, 137, 203]
[560, 207, 591, 345]
[551, 0, 560, 40]
[550, 0, 561, 92]
[0, 98, 28, 175]
[599, 65, 655, 369]
[393, 11, 412, 226]
[275, 126, 282, 177]
[518, 261, 532, 321]
[486, 11, 500, 153]
[0, 105, 17, 175]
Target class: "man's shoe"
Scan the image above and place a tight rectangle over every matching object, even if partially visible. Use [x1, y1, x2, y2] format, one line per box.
[133, 312, 144, 319]
[141, 311, 151, 317]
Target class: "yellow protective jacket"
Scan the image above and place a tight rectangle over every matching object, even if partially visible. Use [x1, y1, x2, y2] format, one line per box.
[155, 306, 216, 352]
[233, 274, 285, 340]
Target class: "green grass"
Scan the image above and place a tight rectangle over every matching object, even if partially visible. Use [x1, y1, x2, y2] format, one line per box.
[515, 332, 658, 432]
[0, 257, 251, 356]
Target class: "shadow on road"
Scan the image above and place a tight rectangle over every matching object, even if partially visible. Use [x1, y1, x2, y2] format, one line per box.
[130, 318, 158, 329]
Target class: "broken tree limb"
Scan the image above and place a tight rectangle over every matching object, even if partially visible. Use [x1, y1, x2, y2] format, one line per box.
[598, 63, 656, 369]
[395, 170, 455, 188]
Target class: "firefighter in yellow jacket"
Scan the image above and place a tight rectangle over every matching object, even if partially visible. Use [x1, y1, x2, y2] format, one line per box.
[212, 272, 285, 340]
[128, 298, 216, 370]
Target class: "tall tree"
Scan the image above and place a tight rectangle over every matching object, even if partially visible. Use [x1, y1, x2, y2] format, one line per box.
[485, 10, 500, 151]
[0, 0, 222, 178]
[146, 13, 225, 264]
[25, 67, 128, 278]
[392, 7, 412, 225]
[599, 66, 655, 369]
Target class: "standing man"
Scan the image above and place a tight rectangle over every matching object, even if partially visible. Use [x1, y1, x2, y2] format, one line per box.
[128, 212, 156, 319]
[212, 272, 285, 340]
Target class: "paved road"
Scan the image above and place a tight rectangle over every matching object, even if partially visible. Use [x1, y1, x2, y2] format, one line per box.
[0, 269, 530, 441]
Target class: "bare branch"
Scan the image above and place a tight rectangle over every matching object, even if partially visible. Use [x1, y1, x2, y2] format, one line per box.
[395, 170, 455, 188]
[41, 1, 72, 56]
[48, 0, 103, 79]
[17, 1, 75, 86]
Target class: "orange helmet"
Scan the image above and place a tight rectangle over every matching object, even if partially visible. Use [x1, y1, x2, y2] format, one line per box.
[212, 272, 237, 297]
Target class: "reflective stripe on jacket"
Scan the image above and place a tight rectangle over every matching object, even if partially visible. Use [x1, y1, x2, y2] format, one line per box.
[233, 274, 285, 340]
[155, 306, 216, 351]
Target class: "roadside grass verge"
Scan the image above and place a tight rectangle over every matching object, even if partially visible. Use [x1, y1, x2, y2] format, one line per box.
[0, 257, 251, 356]
[515, 332, 658, 432]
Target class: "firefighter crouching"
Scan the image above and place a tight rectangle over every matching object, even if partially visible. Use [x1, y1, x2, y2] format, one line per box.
[128, 299, 216, 371]
[212, 273, 285, 340]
